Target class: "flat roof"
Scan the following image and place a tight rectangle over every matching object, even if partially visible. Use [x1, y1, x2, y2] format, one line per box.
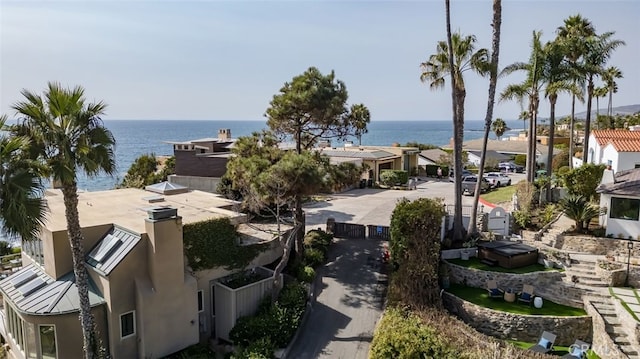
[43, 188, 245, 234]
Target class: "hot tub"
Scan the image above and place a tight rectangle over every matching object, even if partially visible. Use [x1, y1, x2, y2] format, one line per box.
[477, 241, 539, 269]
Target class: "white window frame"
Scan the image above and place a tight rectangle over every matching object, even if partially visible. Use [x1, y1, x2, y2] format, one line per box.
[197, 290, 204, 313]
[39, 324, 58, 359]
[120, 311, 136, 339]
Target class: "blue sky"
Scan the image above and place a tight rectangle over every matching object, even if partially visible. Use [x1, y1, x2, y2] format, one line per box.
[1, 1, 638, 121]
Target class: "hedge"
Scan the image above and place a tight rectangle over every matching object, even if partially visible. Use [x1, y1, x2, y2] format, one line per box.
[379, 170, 409, 186]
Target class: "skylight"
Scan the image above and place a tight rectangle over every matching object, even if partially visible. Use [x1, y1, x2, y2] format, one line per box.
[11, 270, 37, 287]
[17, 277, 46, 297]
[91, 234, 122, 263]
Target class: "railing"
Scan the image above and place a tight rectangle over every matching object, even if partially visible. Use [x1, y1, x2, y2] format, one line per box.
[0, 253, 22, 277]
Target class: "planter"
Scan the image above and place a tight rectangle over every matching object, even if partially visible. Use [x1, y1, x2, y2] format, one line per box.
[461, 250, 470, 261]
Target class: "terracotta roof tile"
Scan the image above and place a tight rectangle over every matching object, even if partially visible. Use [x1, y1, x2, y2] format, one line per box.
[607, 139, 640, 152]
[592, 129, 640, 145]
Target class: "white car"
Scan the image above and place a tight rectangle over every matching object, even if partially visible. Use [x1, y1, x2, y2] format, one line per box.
[483, 172, 511, 188]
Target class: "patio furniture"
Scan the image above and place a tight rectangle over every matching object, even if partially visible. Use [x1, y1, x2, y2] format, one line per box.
[486, 280, 504, 299]
[534, 296, 544, 308]
[503, 289, 516, 303]
[528, 331, 556, 354]
[562, 340, 590, 358]
[518, 284, 535, 305]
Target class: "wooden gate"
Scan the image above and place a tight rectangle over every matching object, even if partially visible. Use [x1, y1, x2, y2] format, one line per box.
[332, 222, 366, 239]
[367, 225, 391, 240]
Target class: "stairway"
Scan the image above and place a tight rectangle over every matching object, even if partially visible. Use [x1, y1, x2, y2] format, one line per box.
[590, 297, 640, 358]
[564, 258, 609, 289]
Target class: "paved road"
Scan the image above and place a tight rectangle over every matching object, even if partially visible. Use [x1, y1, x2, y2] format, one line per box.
[289, 175, 526, 358]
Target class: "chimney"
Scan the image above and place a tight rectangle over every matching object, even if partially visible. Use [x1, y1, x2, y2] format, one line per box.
[600, 168, 615, 185]
[145, 206, 185, 288]
[218, 128, 231, 141]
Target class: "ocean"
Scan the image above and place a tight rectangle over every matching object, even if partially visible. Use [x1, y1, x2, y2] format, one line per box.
[77, 119, 525, 192]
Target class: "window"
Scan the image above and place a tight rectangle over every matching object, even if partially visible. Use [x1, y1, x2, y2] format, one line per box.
[197, 290, 204, 312]
[635, 163, 640, 169]
[39, 325, 57, 359]
[610, 197, 640, 221]
[120, 311, 136, 339]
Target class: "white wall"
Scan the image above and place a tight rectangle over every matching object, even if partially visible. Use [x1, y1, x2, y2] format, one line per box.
[602, 194, 640, 240]
[601, 144, 620, 171]
[618, 152, 640, 172]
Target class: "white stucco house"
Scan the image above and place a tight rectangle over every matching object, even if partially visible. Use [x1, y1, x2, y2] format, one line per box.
[597, 168, 640, 240]
[587, 129, 640, 172]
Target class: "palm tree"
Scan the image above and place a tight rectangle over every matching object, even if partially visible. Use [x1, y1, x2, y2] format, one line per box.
[491, 118, 508, 140]
[12, 83, 115, 359]
[500, 31, 545, 183]
[556, 15, 595, 168]
[541, 39, 578, 202]
[421, 16, 490, 240]
[581, 32, 625, 163]
[593, 86, 608, 129]
[602, 66, 623, 126]
[560, 194, 601, 233]
[349, 103, 371, 146]
[468, 0, 502, 236]
[0, 115, 47, 241]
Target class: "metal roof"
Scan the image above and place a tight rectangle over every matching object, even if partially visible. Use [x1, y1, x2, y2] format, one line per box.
[597, 168, 640, 197]
[0, 264, 105, 315]
[87, 226, 141, 276]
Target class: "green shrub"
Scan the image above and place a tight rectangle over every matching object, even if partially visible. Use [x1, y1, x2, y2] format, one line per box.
[370, 307, 459, 359]
[513, 210, 531, 229]
[229, 283, 307, 349]
[379, 170, 409, 186]
[303, 248, 325, 267]
[231, 337, 275, 359]
[425, 164, 449, 177]
[541, 204, 557, 226]
[562, 163, 606, 201]
[11, 246, 21, 255]
[0, 241, 12, 257]
[297, 266, 315, 283]
[303, 230, 332, 255]
[514, 154, 526, 166]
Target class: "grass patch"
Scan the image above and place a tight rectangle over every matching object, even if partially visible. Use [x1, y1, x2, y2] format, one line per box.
[447, 283, 587, 316]
[609, 287, 640, 321]
[507, 340, 601, 358]
[448, 257, 558, 274]
[481, 185, 517, 204]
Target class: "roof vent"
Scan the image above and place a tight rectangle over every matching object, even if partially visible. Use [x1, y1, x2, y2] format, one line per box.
[91, 234, 123, 263]
[147, 206, 178, 220]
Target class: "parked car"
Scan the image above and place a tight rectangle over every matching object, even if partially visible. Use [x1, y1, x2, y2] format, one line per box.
[461, 176, 491, 195]
[448, 169, 472, 182]
[483, 172, 511, 188]
[499, 162, 524, 173]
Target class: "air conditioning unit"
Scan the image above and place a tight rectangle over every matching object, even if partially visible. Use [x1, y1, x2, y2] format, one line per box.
[147, 207, 177, 220]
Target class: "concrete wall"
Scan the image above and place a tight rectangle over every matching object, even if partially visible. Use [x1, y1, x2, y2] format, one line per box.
[443, 292, 591, 346]
[547, 234, 640, 257]
[174, 151, 228, 177]
[45, 224, 111, 280]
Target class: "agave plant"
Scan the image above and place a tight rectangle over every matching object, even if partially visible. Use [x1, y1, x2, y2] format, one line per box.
[560, 194, 602, 232]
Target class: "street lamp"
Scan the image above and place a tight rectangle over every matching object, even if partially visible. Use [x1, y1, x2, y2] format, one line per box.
[626, 241, 634, 287]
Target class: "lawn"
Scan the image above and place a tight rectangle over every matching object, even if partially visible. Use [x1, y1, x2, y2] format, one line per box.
[508, 340, 601, 358]
[481, 185, 517, 204]
[447, 283, 587, 316]
[448, 257, 557, 274]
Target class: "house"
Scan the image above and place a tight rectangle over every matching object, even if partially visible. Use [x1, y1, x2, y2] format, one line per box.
[318, 145, 420, 182]
[165, 129, 236, 193]
[467, 150, 510, 167]
[443, 139, 556, 167]
[418, 149, 448, 167]
[597, 168, 640, 240]
[586, 129, 640, 172]
[0, 188, 284, 359]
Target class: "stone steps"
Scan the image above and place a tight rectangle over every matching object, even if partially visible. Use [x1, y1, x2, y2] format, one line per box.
[620, 345, 640, 358]
[591, 298, 640, 358]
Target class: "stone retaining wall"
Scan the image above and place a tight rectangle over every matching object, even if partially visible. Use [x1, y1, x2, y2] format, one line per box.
[555, 235, 640, 257]
[583, 297, 626, 359]
[444, 261, 585, 307]
[595, 261, 627, 287]
[443, 292, 591, 346]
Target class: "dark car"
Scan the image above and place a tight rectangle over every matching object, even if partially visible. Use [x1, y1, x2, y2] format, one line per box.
[448, 169, 472, 182]
[461, 176, 491, 195]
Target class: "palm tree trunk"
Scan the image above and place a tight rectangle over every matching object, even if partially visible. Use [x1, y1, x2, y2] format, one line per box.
[608, 90, 614, 128]
[595, 96, 600, 130]
[582, 77, 594, 163]
[445, 0, 464, 241]
[527, 99, 536, 183]
[61, 183, 98, 359]
[469, 0, 501, 235]
[569, 93, 576, 169]
[546, 96, 556, 202]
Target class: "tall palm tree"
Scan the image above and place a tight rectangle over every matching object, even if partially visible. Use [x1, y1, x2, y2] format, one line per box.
[421, 19, 490, 240]
[349, 103, 371, 146]
[0, 115, 47, 241]
[500, 31, 545, 183]
[468, 0, 502, 236]
[602, 66, 623, 126]
[541, 39, 577, 202]
[593, 86, 608, 129]
[491, 118, 508, 140]
[580, 32, 625, 163]
[12, 83, 115, 359]
[556, 15, 595, 168]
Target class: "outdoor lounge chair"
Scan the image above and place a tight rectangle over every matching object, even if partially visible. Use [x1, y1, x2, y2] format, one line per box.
[562, 340, 590, 358]
[518, 284, 534, 305]
[528, 331, 556, 354]
[486, 280, 504, 299]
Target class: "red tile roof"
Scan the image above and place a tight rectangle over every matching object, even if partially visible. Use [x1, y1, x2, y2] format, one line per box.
[592, 130, 640, 152]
